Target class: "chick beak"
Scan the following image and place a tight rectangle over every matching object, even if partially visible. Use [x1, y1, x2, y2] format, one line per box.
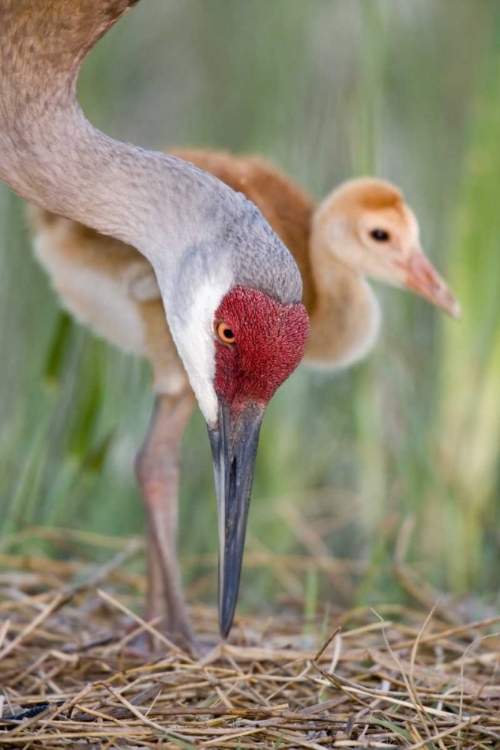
[208, 398, 264, 639]
[402, 252, 461, 319]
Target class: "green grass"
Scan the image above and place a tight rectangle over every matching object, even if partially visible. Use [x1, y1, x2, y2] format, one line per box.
[1, 0, 499, 609]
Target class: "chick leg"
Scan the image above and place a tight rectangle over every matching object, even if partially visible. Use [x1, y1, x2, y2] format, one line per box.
[135, 389, 195, 650]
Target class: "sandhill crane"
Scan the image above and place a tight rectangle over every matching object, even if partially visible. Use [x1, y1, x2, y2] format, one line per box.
[28, 149, 459, 646]
[0, 1, 309, 647]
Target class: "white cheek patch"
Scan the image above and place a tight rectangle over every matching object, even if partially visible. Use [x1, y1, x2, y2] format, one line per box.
[168, 272, 232, 426]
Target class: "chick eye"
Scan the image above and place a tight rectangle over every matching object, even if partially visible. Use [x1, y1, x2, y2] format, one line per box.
[370, 228, 390, 242]
[216, 321, 236, 345]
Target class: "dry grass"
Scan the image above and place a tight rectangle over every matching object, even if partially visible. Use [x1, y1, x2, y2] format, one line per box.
[0, 534, 499, 749]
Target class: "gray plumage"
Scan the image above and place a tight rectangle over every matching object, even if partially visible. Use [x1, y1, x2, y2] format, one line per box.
[0, 0, 302, 311]
[0, 0, 310, 644]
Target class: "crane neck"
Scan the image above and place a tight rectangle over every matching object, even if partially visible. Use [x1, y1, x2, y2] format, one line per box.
[0, 2, 140, 138]
[0, 2, 219, 269]
[0, 96, 222, 274]
[0, 0, 303, 312]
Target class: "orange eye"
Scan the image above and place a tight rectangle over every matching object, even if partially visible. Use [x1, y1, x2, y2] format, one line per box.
[216, 321, 236, 345]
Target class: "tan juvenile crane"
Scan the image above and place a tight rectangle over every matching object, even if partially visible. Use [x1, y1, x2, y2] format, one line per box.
[29, 149, 459, 646]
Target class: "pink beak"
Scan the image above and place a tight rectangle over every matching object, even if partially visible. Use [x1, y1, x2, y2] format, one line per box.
[402, 253, 460, 320]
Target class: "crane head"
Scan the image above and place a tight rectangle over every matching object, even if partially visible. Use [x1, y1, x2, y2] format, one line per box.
[208, 286, 308, 638]
[314, 178, 460, 319]
[173, 280, 308, 638]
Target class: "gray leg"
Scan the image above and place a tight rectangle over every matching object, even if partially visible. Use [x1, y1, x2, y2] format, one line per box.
[135, 390, 195, 650]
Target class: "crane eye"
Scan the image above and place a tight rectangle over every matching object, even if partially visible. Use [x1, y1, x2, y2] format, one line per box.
[216, 321, 236, 345]
[370, 228, 390, 242]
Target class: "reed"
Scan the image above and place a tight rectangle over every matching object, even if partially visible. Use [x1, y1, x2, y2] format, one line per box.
[435, 13, 500, 592]
[0, 0, 498, 607]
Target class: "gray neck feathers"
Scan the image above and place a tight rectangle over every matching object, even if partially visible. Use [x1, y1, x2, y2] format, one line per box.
[200, 194, 303, 304]
[0, 0, 303, 309]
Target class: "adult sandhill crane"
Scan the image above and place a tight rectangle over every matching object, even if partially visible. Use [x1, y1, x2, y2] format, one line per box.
[0, 1, 309, 647]
[28, 149, 459, 645]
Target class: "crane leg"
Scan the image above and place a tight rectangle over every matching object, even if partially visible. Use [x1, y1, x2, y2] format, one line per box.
[135, 389, 195, 651]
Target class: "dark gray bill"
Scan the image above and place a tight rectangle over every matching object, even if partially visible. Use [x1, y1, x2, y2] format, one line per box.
[208, 398, 264, 639]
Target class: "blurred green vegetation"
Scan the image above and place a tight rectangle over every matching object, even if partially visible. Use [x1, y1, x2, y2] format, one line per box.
[1, 0, 499, 613]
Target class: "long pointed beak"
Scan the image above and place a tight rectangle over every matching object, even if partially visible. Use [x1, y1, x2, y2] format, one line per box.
[402, 253, 461, 319]
[208, 399, 264, 639]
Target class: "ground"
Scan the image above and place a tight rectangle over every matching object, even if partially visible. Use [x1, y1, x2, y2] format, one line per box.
[0, 533, 499, 749]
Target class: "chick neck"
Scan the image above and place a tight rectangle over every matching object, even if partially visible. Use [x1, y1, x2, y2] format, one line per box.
[306, 219, 381, 369]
